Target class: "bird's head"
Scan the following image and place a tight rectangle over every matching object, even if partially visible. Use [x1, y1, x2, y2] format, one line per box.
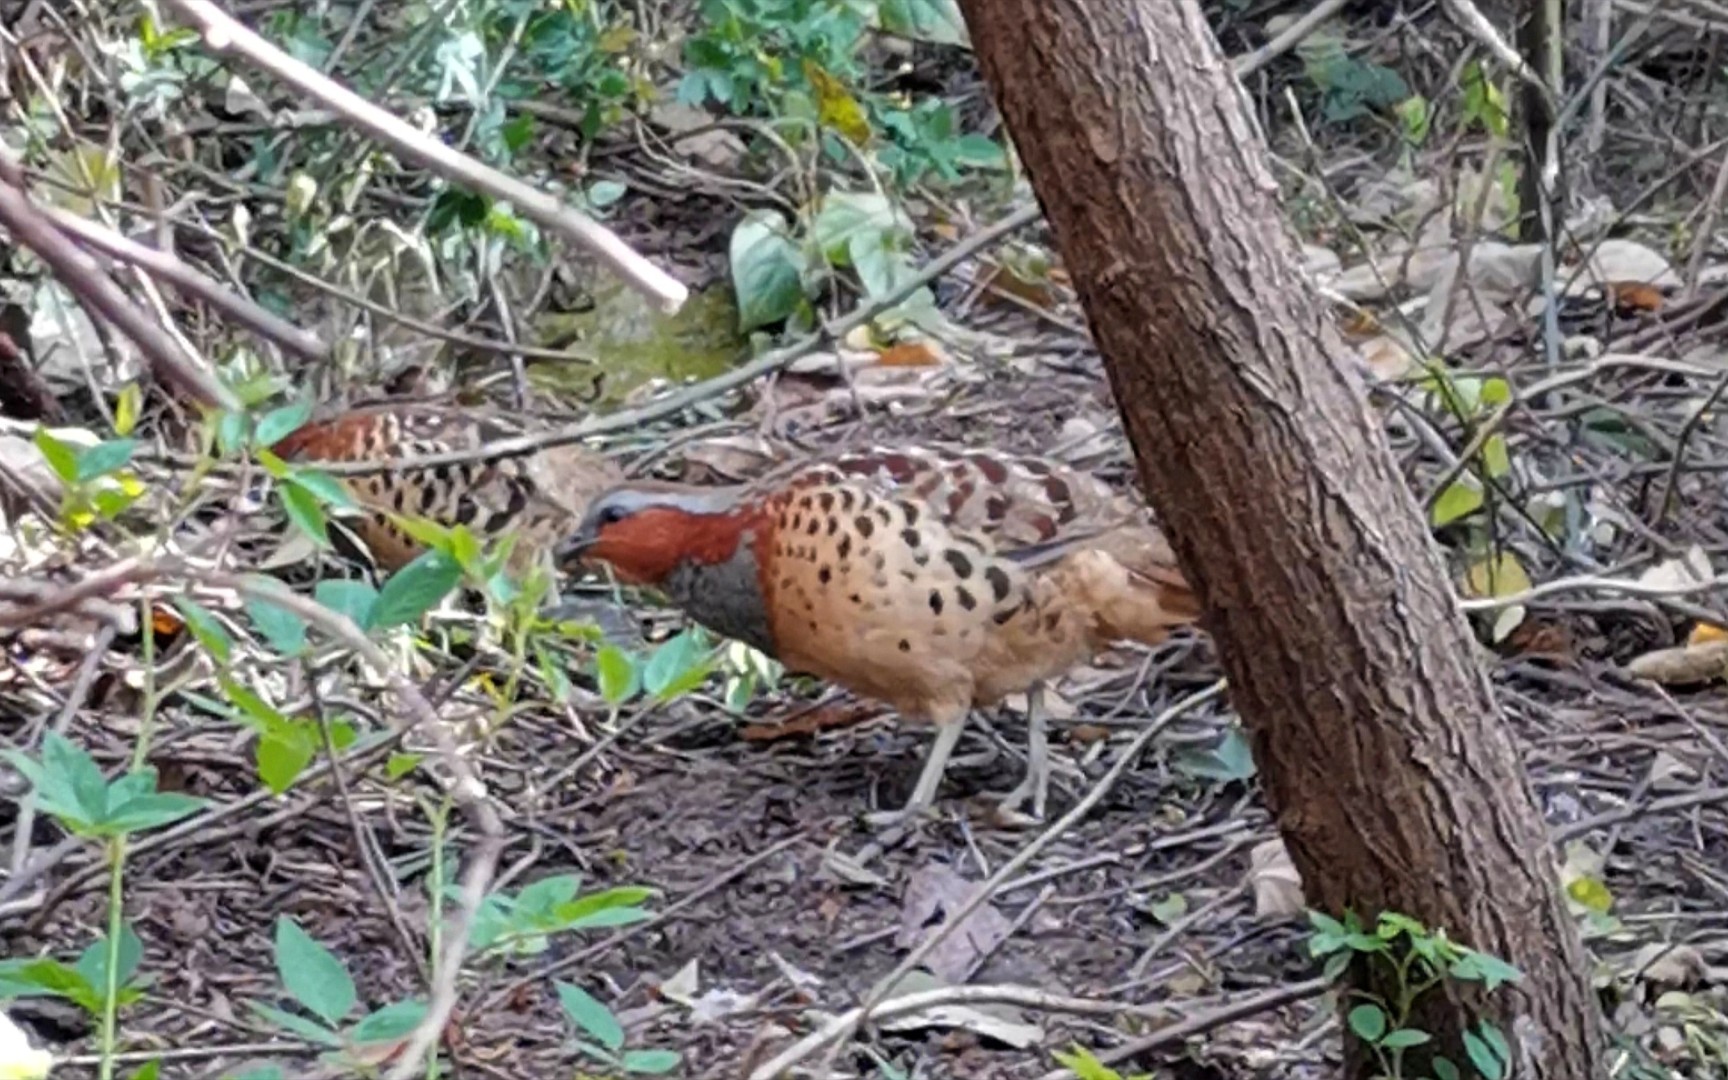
[557, 482, 755, 585]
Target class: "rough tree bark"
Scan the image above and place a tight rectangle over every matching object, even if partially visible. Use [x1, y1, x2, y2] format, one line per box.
[954, 0, 1604, 1076]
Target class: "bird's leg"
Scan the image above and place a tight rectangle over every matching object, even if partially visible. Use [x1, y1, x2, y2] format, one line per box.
[994, 683, 1050, 820]
[864, 718, 965, 828]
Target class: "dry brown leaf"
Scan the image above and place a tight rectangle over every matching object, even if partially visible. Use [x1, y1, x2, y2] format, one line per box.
[739, 701, 878, 742]
[1627, 942, 1708, 989]
[1623, 640, 1728, 685]
[896, 864, 1013, 984]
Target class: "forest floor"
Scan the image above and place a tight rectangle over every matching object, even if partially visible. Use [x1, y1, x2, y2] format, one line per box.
[4, 2, 1728, 1079]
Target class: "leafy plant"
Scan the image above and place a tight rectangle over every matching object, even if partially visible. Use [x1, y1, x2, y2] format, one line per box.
[1309, 909, 1523, 1080]
[2, 733, 203, 840]
[456, 873, 655, 957]
[0, 926, 149, 1016]
[250, 917, 427, 1066]
[558, 981, 681, 1075]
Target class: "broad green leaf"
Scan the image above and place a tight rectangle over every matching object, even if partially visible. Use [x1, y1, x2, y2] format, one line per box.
[1463, 1027, 1506, 1080]
[1050, 1046, 1118, 1080]
[729, 210, 807, 331]
[811, 192, 902, 267]
[1171, 727, 1256, 782]
[622, 1049, 682, 1075]
[1379, 1029, 1431, 1049]
[349, 998, 428, 1044]
[288, 469, 356, 510]
[557, 981, 624, 1051]
[215, 411, 249, 457]
[75, 923, 144, 994]
[516, 875, 581, 917]
[12, 958, 100, 1012]
[31, 429, 78, 485]
[385, 753, 424, 781]
[370, 550, 462, 630]
[245, 595, 308, 657]
[279, 483, 330, 547]
[249, 1001, 343, 1047]
[220, 676, 287, 729]
[254, 400, 313, 448]
[595, 646, 639, 705]
[1147, 893, 1187, 925]
[1432, 1057, 1461, 1080]
[644, 631, 711, 700]
[257, 729, 315, 795]
[314, 579, 377, 630]
[103, 789, 205, 834]
[75, 438, 137, 481]
[848, 230, 917, 300]
[1430, 480, 1483, 527]
[273, 917, 355, 1027]
[877, 0, 968, 45]
[1347, 1003, 1387, 1042]
[1451, 950, 1523, 992]
[126, 1060, 161, 1080]
[172, 598, 233, 664]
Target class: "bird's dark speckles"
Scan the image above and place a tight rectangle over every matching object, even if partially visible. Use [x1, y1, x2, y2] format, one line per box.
[806, 517, 820, 536]
[929, 591, 944, 615]
[944, 550, 974, 579]
[1043, 612, 1062, 632]
[391, 486, 408, 511]
[849, 593, 863, 605]
[826, 517, 839, 536]
[956, 587, 977, 611]
[900, 569, 918, 583]
[901, 528, 921, 548]
[872, 553, 887, 571]
[840, 490, 856, 511]
[914, 552, 930, 567]
[881, 453, 914, 479]
[818, 566, 832, 585]
[984, 495, 1009, 520]
[1043, 476, 1074, 509]
[946, 490, 967, 517]
[454, 497, 480, 525]
[898, 639, 911, 652]
[986, 566, 1012, 602]
[797, 495, 814, 512]
[1023, 459, 1052, 476]
[875, 505, 892, 525]
[993, 607, 1017, 626]
[856, 515, 875, 538]
[819, 492, 835, 512]
[902, 502, 920, 526]
[779, 576, 793, 591]
[968, 453, 1009, 484]
[792, 513, 804, 531]
[1028, 513, 1058, 542]
[838, 534, 853, 558]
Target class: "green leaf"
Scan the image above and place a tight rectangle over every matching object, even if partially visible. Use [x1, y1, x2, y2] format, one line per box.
[245, 595, 308, 657]
[249, 1001, 343, 1047]
[595, 645, 639, 705]
[877, 0, 968, 45]
[371, 549, 462, 630]
[257, 729, 315, 795]
[349, 998, 428, 1043]
[273, 917, 356, 1027]
[279, 483, 330, 547]
[1347, 1003, 1387, 1043]
[314, 579, 377, 630]
[622, 1049, 682, 1075]
[102, 788, 205, 834]
[1432, 1057, 1461, 1080]
[729, 209, 807, 331]
[1379, 1028, 1430, 1049]
[74, 438, 137, 481]
[385, 753, 424, 780]
[1172, 726, 1257, 782]
[172, 598, 233, 664]
[11, 958, 100, 1012]
[643, 631, 712, 700]
[126, 1060, 161, 1080]
[811, 191, 905, 266]
[114, 383, 142, 437]
[32, 429, 79, 485]
[1481, 433, 1511, 479]
[4, 731, 111, 833]
[1462, 1027, 1506, 1080]
[848, 229, 918, 300]
[255, 399, 314, 449]
[215, 411, 249, 457]
[556, 981, 624, 1051]
[1451, 949, 1523, 992]
[288, 468, 356, 510]
[75, 923, 144, 995]
[1430, 479, 1483, 527]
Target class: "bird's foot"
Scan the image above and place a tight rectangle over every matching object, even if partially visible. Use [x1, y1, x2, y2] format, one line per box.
[987, 772, 1049, 825]
[862, 799, 944, 832]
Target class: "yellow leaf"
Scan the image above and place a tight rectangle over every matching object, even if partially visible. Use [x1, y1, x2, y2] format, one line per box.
[1464, 552, 1531, 599]
[1566, 876, 1614, 914]
[802, 60, 871, 146]
[597, 24, 637, 52]
[1688, 622, 1728, 645]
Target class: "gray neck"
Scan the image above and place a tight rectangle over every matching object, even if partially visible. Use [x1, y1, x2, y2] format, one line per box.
[661, 533, 775, 656]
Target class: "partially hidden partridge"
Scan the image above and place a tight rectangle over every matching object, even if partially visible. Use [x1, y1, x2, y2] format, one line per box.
[556, 445, 1203, 820]
[270, 402, 623, 575]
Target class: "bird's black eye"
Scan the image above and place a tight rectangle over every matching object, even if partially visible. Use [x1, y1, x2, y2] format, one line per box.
[597, 505, 628, 526]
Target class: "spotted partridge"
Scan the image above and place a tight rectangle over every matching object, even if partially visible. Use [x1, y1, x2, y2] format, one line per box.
[270, 401, 623, 575]
[556, 445, 1203, 820]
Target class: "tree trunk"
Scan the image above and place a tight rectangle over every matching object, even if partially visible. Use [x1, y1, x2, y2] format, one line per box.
[955, 1, 1604, 1076]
